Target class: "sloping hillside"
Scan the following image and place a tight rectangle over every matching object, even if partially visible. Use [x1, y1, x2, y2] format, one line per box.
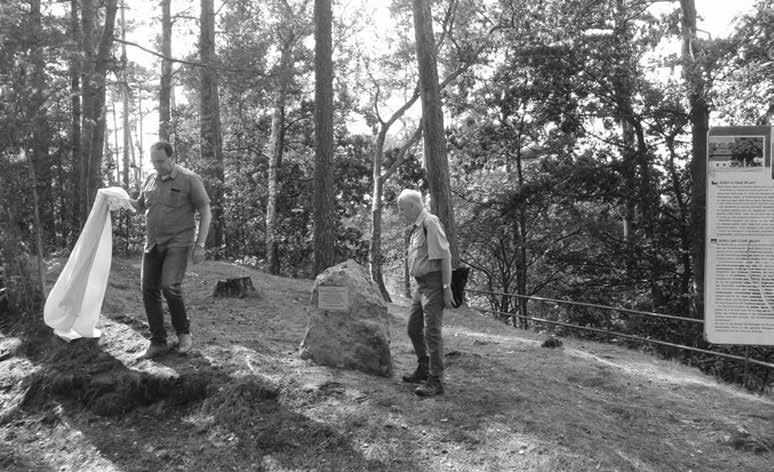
[0, 257, 771, 471]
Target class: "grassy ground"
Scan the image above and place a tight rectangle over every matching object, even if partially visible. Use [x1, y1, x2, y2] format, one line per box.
[0, 257, 772, 471]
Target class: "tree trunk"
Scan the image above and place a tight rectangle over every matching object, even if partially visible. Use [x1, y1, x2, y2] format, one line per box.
[368, 100, 422, 303]
[25, 151, 47, 299]
[404, 227, 411, 298]
[136, 92, 144, 190]
[170, 81, 178, 149]
[681, 0, 708, 318]
[29, 0, 51, 254]
[665, 134, 693, 317]
[370, 142, 390, 301]
[121, 0, 130, 190]
[105, 125, 113, 182]
[266, 36, 295, 275]
[94, 0, 118, 198]
[69, 0, 82, 241]
[27, 0, 48, 297]
[367, 8, 491, 298]
[55, 150, 68, 247]
[111, 101, 120, 181]
[370, 125, 423, 302]
[513, 146, 528, 329]
[367, 22, 476, 300]
[612, 0, 639, 270]
[121, 0, 131, 254]
[313, 0, 336, 275]
[611, 1, 665, 309]
[81, 0, 118, 216]
[411, 0, 460, 268]
[634, 121, 667, 309]
[159, 0, 172, 141]
[199, 0, 225, 253]
[129, 124, 137, 182]
[79, 0, 96, 223]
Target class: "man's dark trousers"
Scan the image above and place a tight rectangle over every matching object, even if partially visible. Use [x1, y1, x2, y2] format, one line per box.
[141, 244, 190, 345]
[407, 271, 444, 378]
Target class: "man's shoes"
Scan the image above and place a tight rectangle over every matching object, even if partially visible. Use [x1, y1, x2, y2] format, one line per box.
[177, 333, 193, 354]
[414, 376, 444, 396]
[140, 342, 167, 360]
[402, 362, 429, 383]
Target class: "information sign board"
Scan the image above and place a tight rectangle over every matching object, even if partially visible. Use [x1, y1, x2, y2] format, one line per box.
[705, 126, 774, 345]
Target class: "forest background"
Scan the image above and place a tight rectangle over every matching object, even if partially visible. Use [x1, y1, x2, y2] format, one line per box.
[1, 0, 773, 391]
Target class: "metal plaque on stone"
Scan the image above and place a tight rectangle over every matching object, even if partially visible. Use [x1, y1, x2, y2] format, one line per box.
[317, 286, 349, 311]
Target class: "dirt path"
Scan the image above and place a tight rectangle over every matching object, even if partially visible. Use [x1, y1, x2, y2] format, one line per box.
[0, 257, 771, 471]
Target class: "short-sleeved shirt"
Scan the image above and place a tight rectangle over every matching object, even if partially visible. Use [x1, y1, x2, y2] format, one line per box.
[136, 164, 210, 251]
[408, 210, 451, 278]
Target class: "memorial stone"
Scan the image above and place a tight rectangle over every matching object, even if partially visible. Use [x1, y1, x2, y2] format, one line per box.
[299, 259, 393, 377]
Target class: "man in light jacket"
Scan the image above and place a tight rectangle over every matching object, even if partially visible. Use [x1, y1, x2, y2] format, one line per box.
[397, 189, 454, 396]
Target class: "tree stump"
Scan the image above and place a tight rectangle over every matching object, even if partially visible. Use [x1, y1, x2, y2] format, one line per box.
[541, 336, 563, 349]
[212, 277, 257, 298]
[0, 287, 8, 315]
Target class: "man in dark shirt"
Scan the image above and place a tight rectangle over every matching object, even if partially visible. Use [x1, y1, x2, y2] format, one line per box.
[132, 141, 211, 359]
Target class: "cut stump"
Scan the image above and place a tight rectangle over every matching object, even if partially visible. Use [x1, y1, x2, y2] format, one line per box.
[212, 277, 257, 298]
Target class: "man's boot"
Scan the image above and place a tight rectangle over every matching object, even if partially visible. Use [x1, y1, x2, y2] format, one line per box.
[415, 375, 444, 396]
[139, 342, 167, 360]
[402, 358, 429, 383]
[177, 333, 193, 354]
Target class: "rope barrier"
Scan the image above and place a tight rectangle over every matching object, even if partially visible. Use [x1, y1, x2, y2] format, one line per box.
[464, 289, 774, 371]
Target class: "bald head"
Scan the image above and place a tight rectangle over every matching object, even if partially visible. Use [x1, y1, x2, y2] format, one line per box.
[397, 189, 424, 225]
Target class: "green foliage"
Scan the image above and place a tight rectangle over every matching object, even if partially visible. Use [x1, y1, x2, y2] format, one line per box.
[0, 160, 43, 316]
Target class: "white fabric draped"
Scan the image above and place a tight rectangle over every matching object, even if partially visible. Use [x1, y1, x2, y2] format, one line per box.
[44, 187, 135, 341]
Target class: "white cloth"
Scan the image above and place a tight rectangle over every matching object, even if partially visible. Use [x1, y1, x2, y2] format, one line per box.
[44, 187, 135, 341]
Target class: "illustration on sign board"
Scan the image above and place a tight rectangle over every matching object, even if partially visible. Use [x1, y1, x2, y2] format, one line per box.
[708, 136, 764, 171]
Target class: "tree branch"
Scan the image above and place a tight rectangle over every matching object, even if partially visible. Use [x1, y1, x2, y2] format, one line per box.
[113, 37, 269, 76]
[380, 123, 423, 183]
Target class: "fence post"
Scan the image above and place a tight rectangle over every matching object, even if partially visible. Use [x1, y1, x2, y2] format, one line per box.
[743, 346, 750, 389]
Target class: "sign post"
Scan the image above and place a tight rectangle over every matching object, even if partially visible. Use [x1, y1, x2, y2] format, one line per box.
[705, 126, 774, 345]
